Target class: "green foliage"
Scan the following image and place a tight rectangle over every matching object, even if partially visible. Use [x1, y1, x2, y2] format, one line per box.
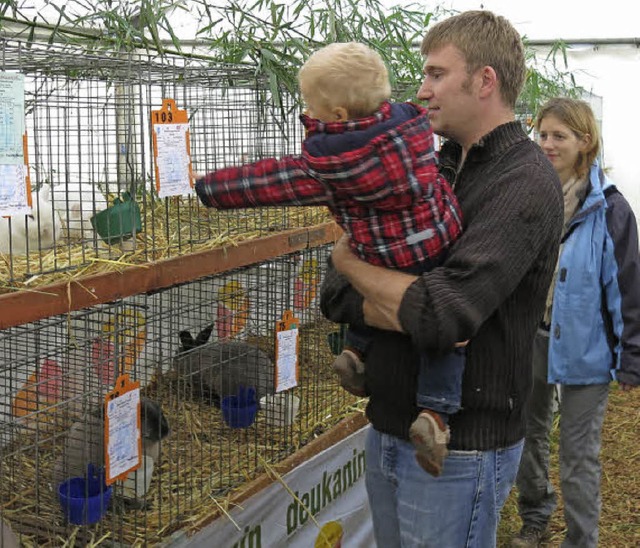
[2, 0, 188, 53]
[190, 0, 437, 104]
[2, 0, 581, 114]
[520, 38, 582, 120]
[191, 0, 581, 112]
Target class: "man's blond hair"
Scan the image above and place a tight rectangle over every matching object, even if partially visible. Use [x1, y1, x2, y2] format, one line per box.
[421, 10, 526, 109]
[298, 42, 391, 119]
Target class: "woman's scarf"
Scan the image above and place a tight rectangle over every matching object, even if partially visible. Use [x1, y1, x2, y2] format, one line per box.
[543, 174, 590, 326]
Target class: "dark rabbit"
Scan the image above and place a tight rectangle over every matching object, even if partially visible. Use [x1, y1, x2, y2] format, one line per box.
[139, 397, 170, 463]
[52, 398, 170, 509]
[174, 324, 275, 407]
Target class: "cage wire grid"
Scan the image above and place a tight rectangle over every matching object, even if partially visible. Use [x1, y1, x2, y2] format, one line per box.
[0, 38, 330, 288]
[0, 244, 357, 546]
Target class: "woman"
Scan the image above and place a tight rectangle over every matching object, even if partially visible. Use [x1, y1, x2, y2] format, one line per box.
[511, 97, 640, 548]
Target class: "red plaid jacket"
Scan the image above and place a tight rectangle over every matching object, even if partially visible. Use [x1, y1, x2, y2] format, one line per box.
[196, 101, 462, 269]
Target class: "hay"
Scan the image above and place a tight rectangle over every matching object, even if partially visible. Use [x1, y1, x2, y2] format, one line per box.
[498, 385, 640, 547]
[0, 200, 332, 294]
[4, 312, 638, 547]
[4, 324, 638, 547]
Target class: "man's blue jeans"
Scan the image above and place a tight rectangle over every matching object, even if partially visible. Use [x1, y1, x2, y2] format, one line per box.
[365, 427, 523, 547]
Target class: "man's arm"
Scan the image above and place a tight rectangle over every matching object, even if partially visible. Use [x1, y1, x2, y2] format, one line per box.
[333, 160, 563, 353]
[319, 256, 366, 328]
[330, 235, 416, 332]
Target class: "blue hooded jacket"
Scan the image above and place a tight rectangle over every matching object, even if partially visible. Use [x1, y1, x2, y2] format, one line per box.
[548, 162, 640, 386]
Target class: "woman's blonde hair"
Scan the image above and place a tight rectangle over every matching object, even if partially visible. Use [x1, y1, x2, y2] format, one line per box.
[536, 97, 600, 179]
[298, 42, 391, 119]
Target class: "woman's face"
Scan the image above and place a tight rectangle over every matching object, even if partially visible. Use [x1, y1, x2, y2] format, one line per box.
[537, 114, 589, 184]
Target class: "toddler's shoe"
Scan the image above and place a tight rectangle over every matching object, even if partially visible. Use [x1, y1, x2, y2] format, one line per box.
[409, 409, 450, 476]
[331, 349, 366, 397]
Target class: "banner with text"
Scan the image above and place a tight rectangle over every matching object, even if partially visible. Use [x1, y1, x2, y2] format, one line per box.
[184, 424, 373, 547]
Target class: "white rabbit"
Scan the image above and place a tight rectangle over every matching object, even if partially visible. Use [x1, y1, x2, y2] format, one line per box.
[0, 189, 62, 255]
[49, 182, 108, 239]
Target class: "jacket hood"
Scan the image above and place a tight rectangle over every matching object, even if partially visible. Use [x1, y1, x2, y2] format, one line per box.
[302, 102, 420, 157]
[577, 161, 614, 216]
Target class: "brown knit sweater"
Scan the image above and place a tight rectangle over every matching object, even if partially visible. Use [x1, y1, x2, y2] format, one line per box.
[320, 121, 563, 450]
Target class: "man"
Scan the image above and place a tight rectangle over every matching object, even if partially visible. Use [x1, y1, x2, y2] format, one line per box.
[320, 10, 563, 547]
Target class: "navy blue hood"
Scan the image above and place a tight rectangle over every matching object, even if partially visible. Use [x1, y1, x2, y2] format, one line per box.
[304, 102, 418, 157]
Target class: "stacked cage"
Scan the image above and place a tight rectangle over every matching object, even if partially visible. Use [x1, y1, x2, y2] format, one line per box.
[0, 38, 354, 547]
[0, 38, 331, 287]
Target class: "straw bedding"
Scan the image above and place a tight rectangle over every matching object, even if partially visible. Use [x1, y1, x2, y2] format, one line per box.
[0, 321, 364, 546]
[0, 201, 332, 294]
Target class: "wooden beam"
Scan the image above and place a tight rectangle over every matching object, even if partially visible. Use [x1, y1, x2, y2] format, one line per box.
[0, 222, 342, 329]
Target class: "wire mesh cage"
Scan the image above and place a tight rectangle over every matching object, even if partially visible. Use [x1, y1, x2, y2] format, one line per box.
[0, 38, 330, 290]
[0, 243, 355, 546]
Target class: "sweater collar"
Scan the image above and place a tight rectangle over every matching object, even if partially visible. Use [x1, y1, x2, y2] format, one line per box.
[440, 121, 529, 171]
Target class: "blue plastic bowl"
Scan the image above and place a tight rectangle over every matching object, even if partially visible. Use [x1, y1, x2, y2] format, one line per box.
[221, 395, 258, 428]
[58, 474, 113, 525]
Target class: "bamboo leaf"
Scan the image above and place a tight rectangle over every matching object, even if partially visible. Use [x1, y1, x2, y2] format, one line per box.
[0, 0, 580, 122]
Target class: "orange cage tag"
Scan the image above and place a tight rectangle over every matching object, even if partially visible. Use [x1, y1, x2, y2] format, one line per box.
[104, 374, 142, 485]
[150, 98, 194, 198]
[274, 310, 300, 392]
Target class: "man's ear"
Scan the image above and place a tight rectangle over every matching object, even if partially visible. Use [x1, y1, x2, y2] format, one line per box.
[478, 66, 498, 98]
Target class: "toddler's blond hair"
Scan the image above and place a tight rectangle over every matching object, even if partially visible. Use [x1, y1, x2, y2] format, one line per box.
[298, 42, 391, 119]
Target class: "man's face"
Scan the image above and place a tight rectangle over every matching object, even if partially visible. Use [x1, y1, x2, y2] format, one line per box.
[417, 44, 479, 146]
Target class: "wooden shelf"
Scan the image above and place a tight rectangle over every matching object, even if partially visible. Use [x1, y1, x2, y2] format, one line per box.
[0, 222, 342, 330]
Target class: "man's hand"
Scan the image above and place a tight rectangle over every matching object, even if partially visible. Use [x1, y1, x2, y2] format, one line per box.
[331, 234, 359, 273]
[329, 234, 416, 333]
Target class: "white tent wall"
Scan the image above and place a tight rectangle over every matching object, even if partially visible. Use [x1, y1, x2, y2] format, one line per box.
[12, 1, 640, 219]
[442, 0, 640, 217]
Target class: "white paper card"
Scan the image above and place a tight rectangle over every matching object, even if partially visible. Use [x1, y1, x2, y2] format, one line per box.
[106, 387, 141, 481]
[276, 327, 298, 392]
[0, 72, 25, 165]
[154, 123, 192, 198]
[0, 164, 30, 215]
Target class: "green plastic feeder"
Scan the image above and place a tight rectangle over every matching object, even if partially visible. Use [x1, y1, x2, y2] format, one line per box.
[91, 192, 142, 244]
